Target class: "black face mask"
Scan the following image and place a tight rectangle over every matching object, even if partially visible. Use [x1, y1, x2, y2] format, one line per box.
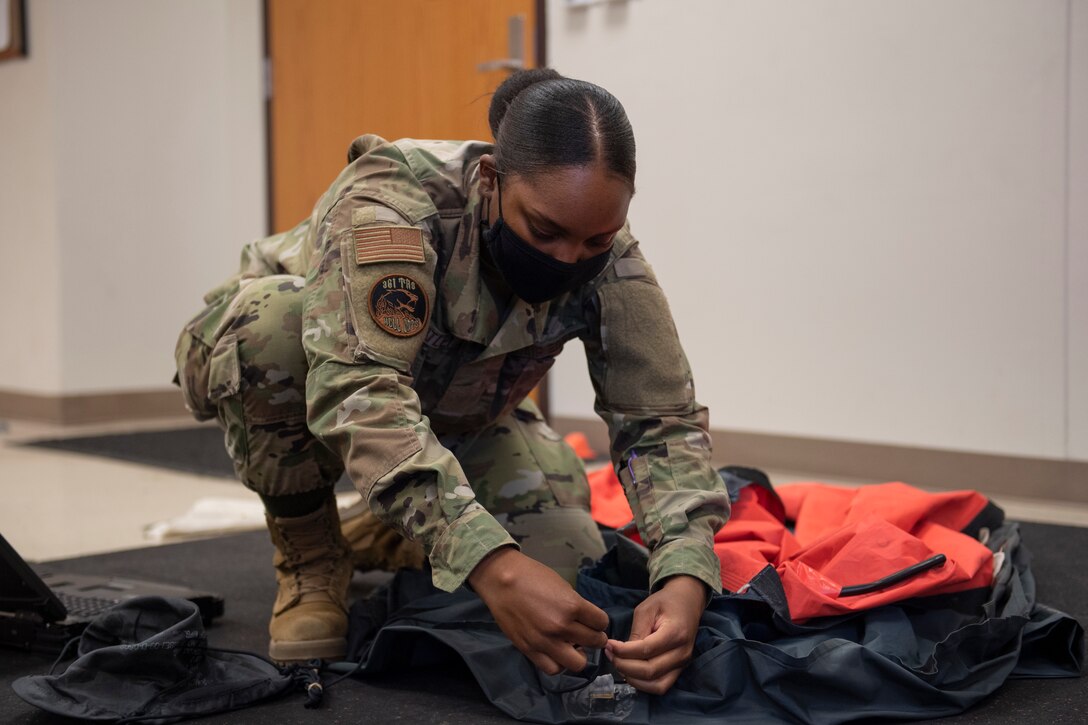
[481, 177, 611, 304]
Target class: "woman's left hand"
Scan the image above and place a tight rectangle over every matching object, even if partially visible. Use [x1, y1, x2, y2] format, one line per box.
[604, 574, 706, 695]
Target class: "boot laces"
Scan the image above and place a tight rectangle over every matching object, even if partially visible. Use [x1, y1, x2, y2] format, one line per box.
[282, 518, 344, 597]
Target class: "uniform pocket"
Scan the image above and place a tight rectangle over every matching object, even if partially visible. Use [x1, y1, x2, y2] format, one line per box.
[432, 356, 504, 426]
[173, 328, 215, 421]
[207, 334, 248, 468]
[207, 334, 241, 401]
[188, 280, 242, 348]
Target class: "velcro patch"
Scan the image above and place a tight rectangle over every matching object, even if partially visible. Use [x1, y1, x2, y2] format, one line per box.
[354, 225, 426, 266]
[368, 274, 429, 337]
[613, 258, 649, 279]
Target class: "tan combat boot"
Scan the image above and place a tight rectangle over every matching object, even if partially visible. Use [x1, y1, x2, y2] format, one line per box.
[266, 497, 352, 662]
[338, 495, 426, 572]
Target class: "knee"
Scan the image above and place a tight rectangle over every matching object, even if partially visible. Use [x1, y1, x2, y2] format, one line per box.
[175, 275, 308, 419]
[227, 275, 306, 349]
[222, 275, 308, 393]
[503, 508, 608, 585]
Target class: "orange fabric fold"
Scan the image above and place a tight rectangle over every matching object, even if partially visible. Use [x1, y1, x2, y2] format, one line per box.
[588, 468, 996, 620]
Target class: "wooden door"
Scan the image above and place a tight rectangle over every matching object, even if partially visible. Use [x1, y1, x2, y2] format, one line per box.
[267, 0, 539, 233]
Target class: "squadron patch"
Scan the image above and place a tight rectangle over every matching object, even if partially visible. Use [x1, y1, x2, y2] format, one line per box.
[354, 225, 426, 266]
[368, 275, 429, 337]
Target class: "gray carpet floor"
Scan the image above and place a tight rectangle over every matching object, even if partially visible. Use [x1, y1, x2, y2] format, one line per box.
[7, 429, 1085, 722]
[1, 522, 1084, 724]
[24, 427, 239, 479]
[24, 426, 354, 489]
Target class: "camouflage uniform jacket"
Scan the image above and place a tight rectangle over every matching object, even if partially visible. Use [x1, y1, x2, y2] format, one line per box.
[210, 135, 730, 594]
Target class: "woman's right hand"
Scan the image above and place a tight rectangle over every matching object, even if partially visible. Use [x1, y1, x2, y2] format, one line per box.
[468, 546, 609, 674]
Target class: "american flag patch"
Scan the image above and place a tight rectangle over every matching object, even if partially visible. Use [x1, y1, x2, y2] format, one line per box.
[353, 225, 426, 266]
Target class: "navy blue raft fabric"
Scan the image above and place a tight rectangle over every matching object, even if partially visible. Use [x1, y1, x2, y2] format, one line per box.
[342, 523, 1083, 725]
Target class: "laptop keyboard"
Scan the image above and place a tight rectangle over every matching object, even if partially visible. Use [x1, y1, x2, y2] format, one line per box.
[56, 592, 120, 618]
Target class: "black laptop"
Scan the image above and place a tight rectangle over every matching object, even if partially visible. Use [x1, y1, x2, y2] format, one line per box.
[0, 532, 224, 654]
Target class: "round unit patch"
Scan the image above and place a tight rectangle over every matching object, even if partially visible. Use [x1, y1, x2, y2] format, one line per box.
[368, 274, 429, 337]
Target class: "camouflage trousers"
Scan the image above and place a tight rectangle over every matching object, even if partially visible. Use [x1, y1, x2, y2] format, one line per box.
[174, 274, 606, 582]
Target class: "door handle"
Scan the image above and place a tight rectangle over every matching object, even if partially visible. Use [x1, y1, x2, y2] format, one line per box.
[477, 14, 525, 72]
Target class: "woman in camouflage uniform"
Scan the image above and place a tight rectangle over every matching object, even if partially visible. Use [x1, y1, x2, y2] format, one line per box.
[174, 69, 729, 694]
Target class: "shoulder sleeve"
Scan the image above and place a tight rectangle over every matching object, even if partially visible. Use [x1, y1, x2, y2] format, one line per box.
[589, 241, 694, 415]
[303, 198, 516, 592]
[583, 234, 730, 595]
[339, 202, 437, 370]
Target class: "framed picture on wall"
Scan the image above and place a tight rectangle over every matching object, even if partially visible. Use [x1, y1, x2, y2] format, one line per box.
[0, 0, 27, 61]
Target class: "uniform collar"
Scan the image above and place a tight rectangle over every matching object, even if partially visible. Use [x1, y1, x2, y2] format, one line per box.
[442, 171, 550, 357]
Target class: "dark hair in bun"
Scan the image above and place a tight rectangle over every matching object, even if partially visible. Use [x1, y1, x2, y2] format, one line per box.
[488, 68, 636, 189]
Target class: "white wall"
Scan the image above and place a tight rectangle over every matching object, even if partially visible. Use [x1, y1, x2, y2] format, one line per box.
[0, 0, 1082, 465]
[0, 0, 266, 395]
[0, 0, 62, 394]
[1070, 0, 1088, 460]
[549, 0, 1085, 462]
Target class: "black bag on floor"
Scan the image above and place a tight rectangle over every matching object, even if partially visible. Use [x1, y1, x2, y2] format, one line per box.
[12, 596, 308, 724]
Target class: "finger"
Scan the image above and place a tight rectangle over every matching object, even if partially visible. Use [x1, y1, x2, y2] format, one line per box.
[573, 599, 610, 632]
[624, 669, 681, 697]
[544, 641, 590, 674]
[529, 651, 564, 677]
[609, 645, 690, 683]
[563, 621, 609, 650]
[608, 623, 683, 660]
[624, 598, 660, 644]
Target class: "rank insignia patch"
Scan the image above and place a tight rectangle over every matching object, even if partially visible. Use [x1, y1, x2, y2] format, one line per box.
[354, 225, 426, 266]
[368, 275, 429, 337]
